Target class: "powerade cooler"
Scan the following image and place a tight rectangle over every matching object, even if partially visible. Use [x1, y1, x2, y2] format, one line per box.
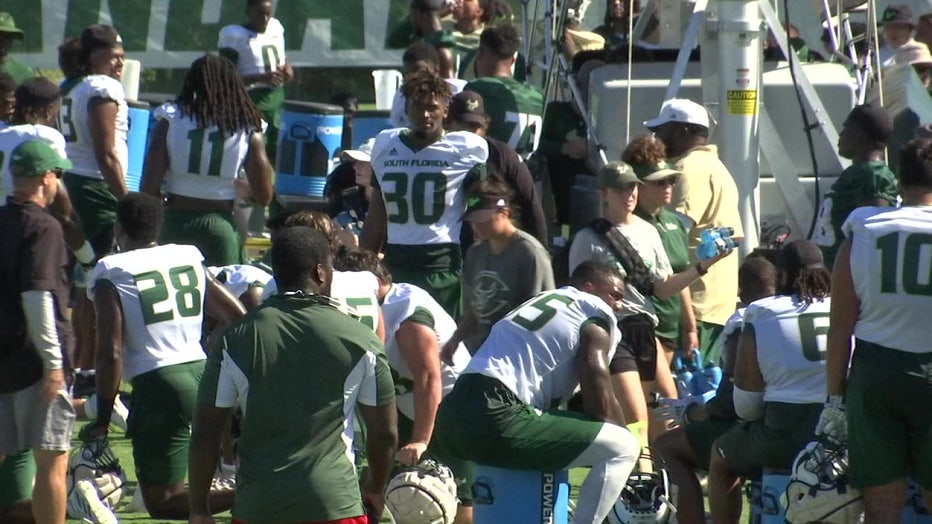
[275, 101, 344, 198]
[472, 466, 569, 524]
[351, 109, 391, 149]
[125, 100, 151, 192]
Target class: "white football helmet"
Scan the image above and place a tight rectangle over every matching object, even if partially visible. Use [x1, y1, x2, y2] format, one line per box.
[385, 457, 459, 524]
[66, 433, 127, 511]
[607, 469, 674, 524]
[782, 440, 864, 524]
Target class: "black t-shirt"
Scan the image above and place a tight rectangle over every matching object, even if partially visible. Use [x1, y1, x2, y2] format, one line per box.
[0, 199, 73, 393]
[459, 137, 549, 250]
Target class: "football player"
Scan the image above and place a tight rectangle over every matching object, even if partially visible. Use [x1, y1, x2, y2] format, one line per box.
[434, 260, 641, 524]
[263, 210, 385, 341]
[190, 227, 397, 524]
[83, 193, 247, 519]
[820, 138, 932, 521]
[465, 23, 543, 159]
[207, 264, 273, 311]
[140, 53, 273, 266]
[218, 0, 293, 162]
[652, 255, 778, 524]
[360, 69, 488, 318]
[708, 240, 832, 522]
[338, 249, 473, 523]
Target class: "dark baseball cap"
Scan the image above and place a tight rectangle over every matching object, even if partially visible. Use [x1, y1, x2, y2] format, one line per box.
[598, 161, 642, 189]
[449, 90, 488, 126]
[777, 239, 824, 270]
[846, 104, 894, 143]
[80, 24, 123, 54]
[10, 140, 72, 178]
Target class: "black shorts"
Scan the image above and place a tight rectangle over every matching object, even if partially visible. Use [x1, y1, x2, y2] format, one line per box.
[609, 314, 658, 381]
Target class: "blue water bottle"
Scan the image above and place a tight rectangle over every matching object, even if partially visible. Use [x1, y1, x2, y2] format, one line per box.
[697, 235, 738, 261]
[699, 227, 735, 244]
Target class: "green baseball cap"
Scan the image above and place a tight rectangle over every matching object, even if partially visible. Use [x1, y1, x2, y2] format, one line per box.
[598, 161, 642, 189]
[11, 140, 72, 178]
[0, 13, 23, 39]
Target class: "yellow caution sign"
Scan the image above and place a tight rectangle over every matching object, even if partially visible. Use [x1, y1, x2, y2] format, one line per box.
[726, 90, 757, 115]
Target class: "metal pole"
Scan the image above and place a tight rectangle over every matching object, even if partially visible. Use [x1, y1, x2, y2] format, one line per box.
[664, 0, 709, 101]
[716, 0, 761, 256]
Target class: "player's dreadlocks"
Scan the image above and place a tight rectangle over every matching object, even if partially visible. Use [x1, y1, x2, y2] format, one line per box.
[776, 240, 831, 305]
[400, 69, 452, 105]
[175, 54, 264, 135]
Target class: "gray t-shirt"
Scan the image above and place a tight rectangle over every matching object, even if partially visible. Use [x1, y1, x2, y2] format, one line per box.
[568, 216, 672, 324]
[463, 229, 555, 351]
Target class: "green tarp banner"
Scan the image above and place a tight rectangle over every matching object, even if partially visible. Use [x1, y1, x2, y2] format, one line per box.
[9, 0, 410, 69]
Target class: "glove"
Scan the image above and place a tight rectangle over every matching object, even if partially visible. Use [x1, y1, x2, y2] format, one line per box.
[653, 396, 701, 428]
[815, 395, 847, 446]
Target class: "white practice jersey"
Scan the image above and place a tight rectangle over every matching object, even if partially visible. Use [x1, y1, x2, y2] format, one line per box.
[218, 19, 287, 88]
[744, 294, 830, 405]
[153, 103, 252, 200]
[207, 264, 273, 299]
[844, 206, 932, 353]
[371, 128, 488, 245]
[0, 124, 66, 200]
[464, 286, 621, 410]
[262, 270, 381, 333]
[382, 283, 471, 420]
[88, 244, 207, 380]
[60, 75, 128, 179]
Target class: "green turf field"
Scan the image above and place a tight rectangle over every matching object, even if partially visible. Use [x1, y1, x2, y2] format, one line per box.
[64, 430, 751, 523]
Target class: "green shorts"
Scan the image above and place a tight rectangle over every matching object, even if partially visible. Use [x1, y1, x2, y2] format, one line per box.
[684, 417, 739, 470]
[398, 410, 474, 502]
[383, 243, 462, 319]
[847, 339, 932, 490]
[0, 450, 35, 508]
[128, 360, 205, 486]
[698, 320, 725, 365]
[160, 209, 242, 266]
[249, 86, 284, 162]
[63, 173, 117, 254]
[713, 402, 821, 478]
[434, 374, 602, 471]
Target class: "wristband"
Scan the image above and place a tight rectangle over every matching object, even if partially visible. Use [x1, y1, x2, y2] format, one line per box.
[695, 262, 708, 276]
[73, 241, 96, 265]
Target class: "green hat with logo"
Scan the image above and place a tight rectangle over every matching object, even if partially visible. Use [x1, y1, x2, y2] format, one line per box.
[0, 13, 24, 39]
[11, 140, 72, 178]
[597, 161, 642, 189]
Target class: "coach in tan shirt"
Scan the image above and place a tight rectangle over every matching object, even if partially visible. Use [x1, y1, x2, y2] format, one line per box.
[646, 99, 743, 363]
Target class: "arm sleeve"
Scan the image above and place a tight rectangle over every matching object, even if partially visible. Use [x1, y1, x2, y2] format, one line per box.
[357, 348, 396, 407]
[198, 338, 242, 408]
[496, 143, 548, 245]
[733, 385, 765, 421]
[21, 290, 63, 371]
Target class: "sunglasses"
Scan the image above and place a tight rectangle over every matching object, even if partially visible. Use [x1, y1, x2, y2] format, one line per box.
[646, 177, 678, 187]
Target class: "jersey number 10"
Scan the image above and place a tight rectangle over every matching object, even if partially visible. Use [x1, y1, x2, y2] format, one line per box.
[876, 231, 932, 296]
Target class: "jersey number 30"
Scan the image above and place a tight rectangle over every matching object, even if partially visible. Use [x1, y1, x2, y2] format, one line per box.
[382, 171, 447, 224]
[133, 265, 203, 325]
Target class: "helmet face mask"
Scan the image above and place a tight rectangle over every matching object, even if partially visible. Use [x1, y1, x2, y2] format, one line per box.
[385, 457, 459, 524]
[782, 441, 864, 524]
[607, 450, 674, 524]
[66, 434, 128, 513]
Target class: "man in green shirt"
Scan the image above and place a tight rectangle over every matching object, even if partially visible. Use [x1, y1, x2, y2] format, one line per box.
[812, 103, 899, 268]
[189, 227, 398, 523]
[0, 13, 33, 84]
[466, 23, 543, 158]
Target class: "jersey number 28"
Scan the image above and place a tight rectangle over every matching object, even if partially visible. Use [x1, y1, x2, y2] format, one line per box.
[133, 265, 203, 325]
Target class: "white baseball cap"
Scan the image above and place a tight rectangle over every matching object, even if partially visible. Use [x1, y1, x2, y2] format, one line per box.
[644, 98, 710, 129]
[340, 138, 375, 163]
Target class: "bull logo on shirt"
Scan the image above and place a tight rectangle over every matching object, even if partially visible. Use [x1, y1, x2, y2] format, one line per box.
[473, 271, 511, 320]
